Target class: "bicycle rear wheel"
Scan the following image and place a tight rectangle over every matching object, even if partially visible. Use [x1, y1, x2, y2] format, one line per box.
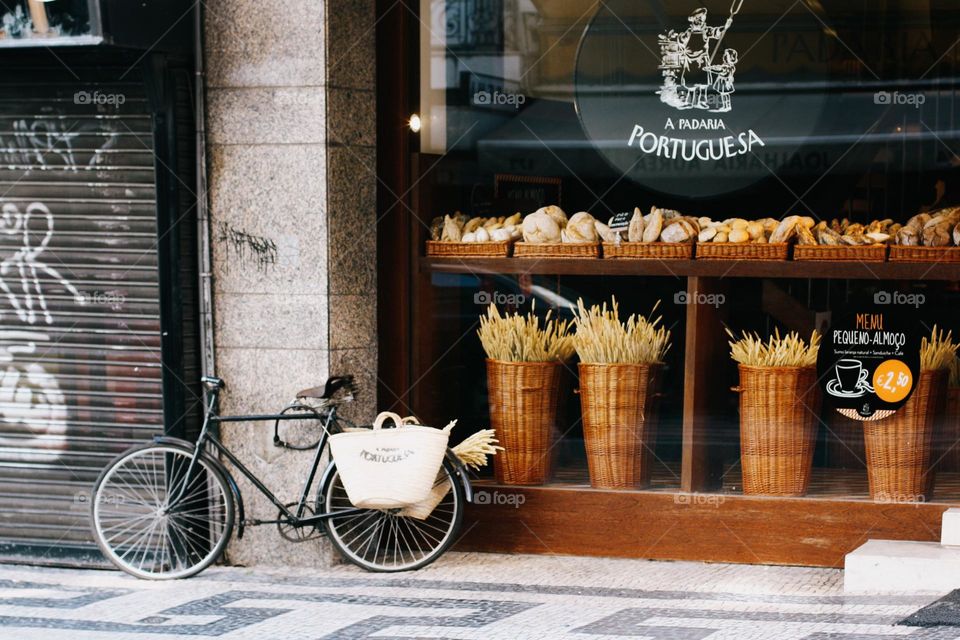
[90, 443, 234, 579]
[320, 458, 464, 572]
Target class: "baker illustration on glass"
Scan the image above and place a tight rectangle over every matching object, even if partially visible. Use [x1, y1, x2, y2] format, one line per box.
[657, 1, 743, 113]
[826, 359, 876, 399]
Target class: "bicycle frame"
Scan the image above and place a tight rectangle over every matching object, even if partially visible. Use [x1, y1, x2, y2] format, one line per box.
[171, 385, 366, 531]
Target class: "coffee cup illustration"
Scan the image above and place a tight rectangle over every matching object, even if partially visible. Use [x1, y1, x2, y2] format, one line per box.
[827, 359, 875, 398]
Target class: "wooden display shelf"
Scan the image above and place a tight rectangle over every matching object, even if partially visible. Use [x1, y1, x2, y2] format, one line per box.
[423, 256, 960, 280]
[455, 478, 949, 567]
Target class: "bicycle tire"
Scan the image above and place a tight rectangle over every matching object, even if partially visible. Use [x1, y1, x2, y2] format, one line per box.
[318, 457, 464, 572]
[90, 442, 234, 579]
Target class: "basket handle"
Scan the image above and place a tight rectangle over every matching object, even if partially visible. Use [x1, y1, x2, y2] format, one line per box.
[730, 386, 742, 393]
[372, 411, 405, 430]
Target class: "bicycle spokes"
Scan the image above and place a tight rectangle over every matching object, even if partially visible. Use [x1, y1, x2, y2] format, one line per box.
[91, 445, 234, 579]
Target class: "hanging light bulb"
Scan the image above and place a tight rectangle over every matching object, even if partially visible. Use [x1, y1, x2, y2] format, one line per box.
[408, 113, 422, 133]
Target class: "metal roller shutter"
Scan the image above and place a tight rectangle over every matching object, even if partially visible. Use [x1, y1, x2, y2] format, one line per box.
[0, 58, 192, 565]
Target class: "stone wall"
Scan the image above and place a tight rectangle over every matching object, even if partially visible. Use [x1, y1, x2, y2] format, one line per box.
[204, 0, 377, 567]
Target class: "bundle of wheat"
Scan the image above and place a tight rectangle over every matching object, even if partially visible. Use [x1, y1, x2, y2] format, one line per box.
[477, 302, 574, 362]
[451, 429, 502, 470]
[727, 328, 821, 368]
[921, 326, 960, 371]
[571, 297, 671, 365]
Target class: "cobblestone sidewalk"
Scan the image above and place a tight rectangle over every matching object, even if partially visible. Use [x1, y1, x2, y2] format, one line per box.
[0, 552, 956, 639]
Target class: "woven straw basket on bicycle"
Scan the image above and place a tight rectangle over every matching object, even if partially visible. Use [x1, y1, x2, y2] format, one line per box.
[329, 411, 451, 509]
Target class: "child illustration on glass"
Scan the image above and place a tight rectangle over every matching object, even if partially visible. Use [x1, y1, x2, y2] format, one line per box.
[706, 49, 738, 112]
[657, 2, 743, 113]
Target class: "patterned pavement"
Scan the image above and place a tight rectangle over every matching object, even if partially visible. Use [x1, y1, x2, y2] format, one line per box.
[0, 552, 958, 639]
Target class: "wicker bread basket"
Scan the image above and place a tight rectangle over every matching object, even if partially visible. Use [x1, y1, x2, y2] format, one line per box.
[862, 369, 948, 502]
[889, 245, 960, 263]
[734, 365, 821, 496]
[697, 242, 790, 261]
[578, 363, 661, 489]
[486, 359, 562, 485]
[793, 244, 888, 262]
[602, 241, 694, 260]
[513, 242, 600, 259]
[426, 240, 513, 258]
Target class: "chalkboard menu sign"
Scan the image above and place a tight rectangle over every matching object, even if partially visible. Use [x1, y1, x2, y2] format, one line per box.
[817, 306, 922, 420]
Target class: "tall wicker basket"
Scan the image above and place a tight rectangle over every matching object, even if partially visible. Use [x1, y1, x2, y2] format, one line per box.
[486, 359, 562, 485]
[578, 363, 661, 489]
[863, 369, 948, 502]
[735, 365, 821, 496]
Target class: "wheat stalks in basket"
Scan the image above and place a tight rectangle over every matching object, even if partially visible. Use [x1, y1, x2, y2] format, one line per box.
[921, 325, 960, 371]
[571, 297, 671, 365]
[477, 302, 574, 362]
[726, 328, 821, 367]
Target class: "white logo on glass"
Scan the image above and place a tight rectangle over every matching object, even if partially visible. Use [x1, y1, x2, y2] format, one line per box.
[657, 1, 744, 113]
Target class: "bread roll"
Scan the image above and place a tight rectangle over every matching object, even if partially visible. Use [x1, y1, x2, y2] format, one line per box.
[628, 207, 645, 243]
[522, 211, 561, 243]
[642, 210, 663, 243]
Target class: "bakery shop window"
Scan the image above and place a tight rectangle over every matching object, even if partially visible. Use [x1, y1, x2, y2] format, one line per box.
[412, 1, 960, 495]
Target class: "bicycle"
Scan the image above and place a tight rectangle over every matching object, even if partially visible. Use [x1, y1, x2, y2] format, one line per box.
[89, 375, 474, 579]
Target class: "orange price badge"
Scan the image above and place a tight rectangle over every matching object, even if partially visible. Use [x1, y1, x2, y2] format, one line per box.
[872, 359, 913, 403]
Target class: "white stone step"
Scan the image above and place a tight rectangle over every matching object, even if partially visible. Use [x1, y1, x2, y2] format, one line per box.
[845, 539, 960, 593]
[941, 507, 960, 546]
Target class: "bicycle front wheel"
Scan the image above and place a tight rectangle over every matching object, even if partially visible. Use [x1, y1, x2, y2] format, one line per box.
[320, 458, 464, 572]
[91, 443, 234, 579]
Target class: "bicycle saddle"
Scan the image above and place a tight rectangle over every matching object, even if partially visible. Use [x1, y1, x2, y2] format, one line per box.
[297, 375, 355, 400]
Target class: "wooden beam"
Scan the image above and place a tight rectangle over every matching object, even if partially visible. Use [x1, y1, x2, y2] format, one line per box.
[423, 257, 960, 281]
[681, 277, 728, 492]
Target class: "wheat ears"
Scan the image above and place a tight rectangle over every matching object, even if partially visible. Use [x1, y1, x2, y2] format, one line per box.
[727, 328, 821, 367]
[572, 298, 671, 365]
[921, 325, 960, 371]
[477, 302, 574, 362]
[477, 297, 671, 365]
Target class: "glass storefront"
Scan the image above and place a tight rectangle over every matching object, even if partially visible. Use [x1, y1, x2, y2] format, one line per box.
[394, 0, 960, 563]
